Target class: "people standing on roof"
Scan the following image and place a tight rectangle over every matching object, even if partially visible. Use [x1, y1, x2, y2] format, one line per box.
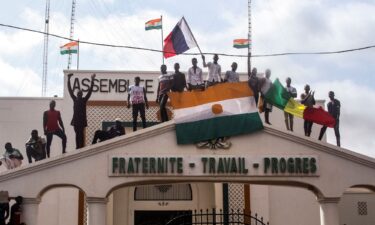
[224, 62, 239, 83]
[284, 77, 297, 131]
[25, 129, 46, 163]
[43, 100, 67, 156]
[0, 143, 23, 169]
[248, 67, 260, 106]
[156, 65, 173, 122]
[92, 118, 125, 144]
[67, 73, 96, 149]
[260, 69, 273, 125]
[301, 84, 315, 137]
[171, 63, 187, 93]
[187, 58, 204, 90]
[318, 91, 341, 147]
[127, 77, 149, 131]
[202, 54, 222, 87]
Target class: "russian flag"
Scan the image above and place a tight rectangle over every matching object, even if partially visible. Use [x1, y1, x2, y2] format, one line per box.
[163, 17, 197, 58]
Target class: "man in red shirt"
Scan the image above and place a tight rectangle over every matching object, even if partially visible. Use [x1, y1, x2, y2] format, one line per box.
[43, 100, 67, 156]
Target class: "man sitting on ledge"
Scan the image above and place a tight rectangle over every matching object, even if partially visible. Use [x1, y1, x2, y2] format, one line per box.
[92, 118, 125, 144]
[0, 143, 23, 169]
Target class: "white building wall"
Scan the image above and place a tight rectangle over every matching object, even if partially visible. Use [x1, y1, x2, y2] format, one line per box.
[339, 192, 375, 225]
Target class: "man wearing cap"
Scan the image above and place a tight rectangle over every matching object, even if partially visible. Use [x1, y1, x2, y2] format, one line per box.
[92, 118, 125, 144]
[318, 91, 341, 147]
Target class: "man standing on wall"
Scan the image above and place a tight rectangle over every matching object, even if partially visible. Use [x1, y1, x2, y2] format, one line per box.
[301, 85, 315, 137]
[187, 58, 204, 90]
[127, 77, 149, 131]
[284, 77, 297, 131]
[248, 67, 260, 106]
[318, 91, 341, 147]
[202, 54, 222, 87]
[224, 62, 239, 83]
[171, 63, 187, 93]
[43, 100, 67, 156]
[156, 65, 172, 122]
[260, 69, 273, 125]
[67, 73, 96, 149]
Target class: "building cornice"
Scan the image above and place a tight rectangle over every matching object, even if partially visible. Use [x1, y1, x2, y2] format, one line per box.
[0, 122, 374, 182]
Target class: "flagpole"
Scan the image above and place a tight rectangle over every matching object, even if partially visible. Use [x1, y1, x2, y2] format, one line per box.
[182, 16, 203, 56]
[77, 39, 80, 70]
[247, 0, 252, 75]
[161, 15, 164, 65]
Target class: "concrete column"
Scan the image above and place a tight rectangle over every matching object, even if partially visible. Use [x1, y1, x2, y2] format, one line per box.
[87, 197, 108, 225]
[318, 197, 340, 225]
[21, 197, 40, 225]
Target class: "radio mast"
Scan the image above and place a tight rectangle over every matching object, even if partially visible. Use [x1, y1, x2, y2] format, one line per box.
[67, 0, 77, 69]
[42, 0, 50, 96]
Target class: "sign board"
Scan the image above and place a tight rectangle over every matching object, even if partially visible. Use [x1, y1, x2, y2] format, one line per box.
[109, 155, 319, 177]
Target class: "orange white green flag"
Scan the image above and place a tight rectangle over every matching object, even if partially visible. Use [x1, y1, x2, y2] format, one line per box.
[168, 82, 263, 144]
[233, 39, 249, 48]
[60, 41, 78, 55]
[145, 18, 162, 30]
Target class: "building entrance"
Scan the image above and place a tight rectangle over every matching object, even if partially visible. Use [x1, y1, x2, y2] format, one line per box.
[134, 210, 192, 225]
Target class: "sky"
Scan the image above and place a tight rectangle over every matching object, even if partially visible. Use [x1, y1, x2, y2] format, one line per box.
[0, 0, 374, 157]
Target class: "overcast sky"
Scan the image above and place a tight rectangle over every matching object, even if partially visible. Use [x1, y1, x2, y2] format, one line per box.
[0, 0, 374, 157]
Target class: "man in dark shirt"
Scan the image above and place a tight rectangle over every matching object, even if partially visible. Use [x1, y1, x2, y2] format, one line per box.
[248, 67, 260, 106]
[171, 63, 187, 93]
[92, 119, 125, 144]
[43, 100, 66, 156]
[68, 73, 96, 149]
[301, 84, 315, 137]
[319, 91, 341, 147]
[8, 196, 22, 225]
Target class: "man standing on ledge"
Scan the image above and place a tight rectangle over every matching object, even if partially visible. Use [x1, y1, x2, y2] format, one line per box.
[171, 63, 187, 93]
[156, 65, 172, 122]
[187, 58, 204, 90]
[202, 54, 222, 87]
[43, 100, 66, 156]
[127, 77, 149, 131]
[284, 77, 297, 131]
[319, 91, 341, 147]
[67, 73, 96, 149]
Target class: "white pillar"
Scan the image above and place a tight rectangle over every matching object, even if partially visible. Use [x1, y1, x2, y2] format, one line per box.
[87, 197, 108, 225]
[318, 197, 340, 225]
[21, 197, 40, 225]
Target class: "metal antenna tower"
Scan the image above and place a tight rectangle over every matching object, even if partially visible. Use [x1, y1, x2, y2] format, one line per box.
[67, 0, 77, 69]
[247, 0, 252, 74]
[42, 0, 50, 96]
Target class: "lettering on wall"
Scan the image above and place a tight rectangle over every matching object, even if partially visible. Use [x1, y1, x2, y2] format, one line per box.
[109, 155, 319, 177]
[71, 77, 154, 94]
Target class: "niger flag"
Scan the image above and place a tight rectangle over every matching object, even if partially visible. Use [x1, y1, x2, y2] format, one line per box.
[168, 82, 263, 144]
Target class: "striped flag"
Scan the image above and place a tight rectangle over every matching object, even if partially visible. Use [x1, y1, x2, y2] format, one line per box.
[168, 82, 264, 144]
[264, 79, 336, 127]
[60, 41, 78, 55]
[145, 18, 162, 30]
[233, 39, 249, 48]
[163, 17, 197, 58]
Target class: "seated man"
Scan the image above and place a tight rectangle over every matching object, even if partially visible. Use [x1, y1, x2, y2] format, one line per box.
[25, 130, 46, 163]
[0, 143, 23, 169]
[92, 118, 125, 144]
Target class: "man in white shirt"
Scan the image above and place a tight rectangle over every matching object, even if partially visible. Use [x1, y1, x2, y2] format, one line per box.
[261, 69, 273, 125]
[127, 77, 149, 131]
[224, 62, 239, 83]
[202, 54, 222, 87]
[187, 58, 204, 90]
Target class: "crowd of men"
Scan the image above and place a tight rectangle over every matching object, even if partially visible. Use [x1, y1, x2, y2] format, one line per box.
[1, 54, 341, 170]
